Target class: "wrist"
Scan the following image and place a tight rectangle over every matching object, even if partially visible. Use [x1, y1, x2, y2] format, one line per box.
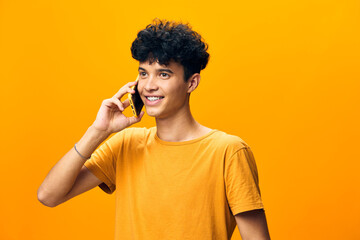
[75, 126, 111, 159]
[88, 125, 111, 140]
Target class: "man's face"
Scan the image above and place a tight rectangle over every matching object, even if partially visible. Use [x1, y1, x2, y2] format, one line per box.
[137, 60, 190, 119]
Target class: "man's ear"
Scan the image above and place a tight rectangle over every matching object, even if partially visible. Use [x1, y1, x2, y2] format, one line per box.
[187, 73, 201, 93]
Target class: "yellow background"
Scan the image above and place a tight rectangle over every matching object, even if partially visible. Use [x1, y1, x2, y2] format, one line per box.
[1, 0, 359, 239]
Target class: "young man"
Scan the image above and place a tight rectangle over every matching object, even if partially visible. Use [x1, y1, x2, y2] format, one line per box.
[38, 19, 270, 240]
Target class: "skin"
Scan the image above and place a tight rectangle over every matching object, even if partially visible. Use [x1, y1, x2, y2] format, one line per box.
[235, 209, 271, 240]
[37, 82, 144, 207]
[137, 59, 211, 141]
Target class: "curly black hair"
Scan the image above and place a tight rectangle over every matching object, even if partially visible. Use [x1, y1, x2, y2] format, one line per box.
[131, 19, 209, 82]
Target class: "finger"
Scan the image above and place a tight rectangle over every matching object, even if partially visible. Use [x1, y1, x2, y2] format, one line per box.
[113, 81, 137, 99]
[114, 83, 136, 99]
[109, 97, 124, 111]
[128, 111, 144, 125]
[138, 111, 145, 119]
[122, 98, 130, 109]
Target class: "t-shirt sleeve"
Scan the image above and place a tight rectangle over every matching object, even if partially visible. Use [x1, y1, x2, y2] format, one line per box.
[84, 132, 122, 194]
[224, 146, 264, 215]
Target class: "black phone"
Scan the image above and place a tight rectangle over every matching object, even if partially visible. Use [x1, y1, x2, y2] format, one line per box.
[128, 77, 144, 117]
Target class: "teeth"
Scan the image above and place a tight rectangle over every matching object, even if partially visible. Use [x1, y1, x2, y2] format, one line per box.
[147, 96, 163, 101]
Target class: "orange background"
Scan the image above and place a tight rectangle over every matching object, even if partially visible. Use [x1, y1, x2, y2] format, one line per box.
[1, 0, 359, 239]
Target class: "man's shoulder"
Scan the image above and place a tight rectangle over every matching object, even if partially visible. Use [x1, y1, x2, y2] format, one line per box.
[210, 130, 250, 150]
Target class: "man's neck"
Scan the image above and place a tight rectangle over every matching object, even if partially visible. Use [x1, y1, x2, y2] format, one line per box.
[155, 108, 211, 142]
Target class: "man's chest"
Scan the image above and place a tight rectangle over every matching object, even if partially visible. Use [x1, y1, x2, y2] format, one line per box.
[116, 145, 226, 203]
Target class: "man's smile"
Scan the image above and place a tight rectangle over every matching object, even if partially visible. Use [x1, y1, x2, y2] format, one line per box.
[145, 96, 164, 101]
[144, 95, 165, 105]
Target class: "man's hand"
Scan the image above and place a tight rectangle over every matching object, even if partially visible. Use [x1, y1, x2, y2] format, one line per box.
[235, 209, 271, 240]
[92, 81, 145, 134]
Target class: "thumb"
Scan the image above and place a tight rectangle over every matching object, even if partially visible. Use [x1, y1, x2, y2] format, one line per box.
[128, 111, 145, 125]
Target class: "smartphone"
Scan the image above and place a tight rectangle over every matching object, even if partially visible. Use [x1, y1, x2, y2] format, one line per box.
[128, 75, 144, 117]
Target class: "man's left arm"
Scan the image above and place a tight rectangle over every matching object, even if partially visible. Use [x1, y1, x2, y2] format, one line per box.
[235, 209, 271, 240]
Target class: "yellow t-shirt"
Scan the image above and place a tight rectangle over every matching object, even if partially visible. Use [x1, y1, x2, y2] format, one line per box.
[84, 127, 264, 240]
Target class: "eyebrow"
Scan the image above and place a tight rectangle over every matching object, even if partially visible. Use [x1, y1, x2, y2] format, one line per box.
[138, 67, 174, 74]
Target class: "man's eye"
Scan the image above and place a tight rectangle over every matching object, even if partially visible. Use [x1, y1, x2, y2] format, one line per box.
[160, 73, 169, 78]
[139, 72, 147, 77]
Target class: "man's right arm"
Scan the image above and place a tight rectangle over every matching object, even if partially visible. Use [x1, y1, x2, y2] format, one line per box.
[37, 126, 109, 207]
[37, 81, 144, 207]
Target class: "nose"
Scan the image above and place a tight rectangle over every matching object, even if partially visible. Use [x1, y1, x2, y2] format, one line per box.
[143, 75, 159, 92]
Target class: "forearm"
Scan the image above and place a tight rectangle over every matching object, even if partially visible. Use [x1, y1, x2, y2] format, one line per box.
[236, 209, 271, 240]
[37, 125, 109, 206]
